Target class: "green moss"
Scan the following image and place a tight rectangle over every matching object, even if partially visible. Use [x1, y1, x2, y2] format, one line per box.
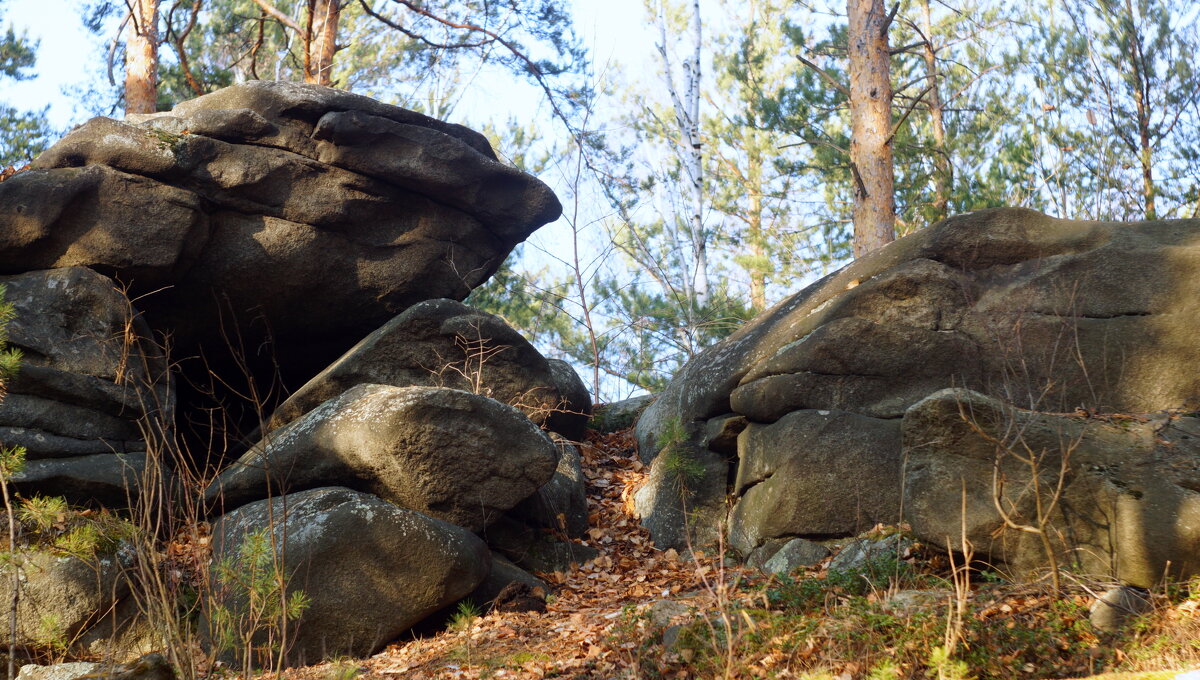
[144, 127, 188, 155]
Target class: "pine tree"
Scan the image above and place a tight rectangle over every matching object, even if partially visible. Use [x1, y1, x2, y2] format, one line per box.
[1036, 0, 1200, 220]
[0, 16, 52, 166]
[0, 283, 26, 680]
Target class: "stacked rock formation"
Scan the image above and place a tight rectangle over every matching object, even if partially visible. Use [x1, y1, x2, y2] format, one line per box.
[0, 82, 592, 664]
[636, 207, 1200, 587]
[0, 80, 562, 377]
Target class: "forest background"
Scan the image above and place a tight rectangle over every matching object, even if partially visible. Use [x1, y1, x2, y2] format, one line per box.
[1, 0, 1199, 402]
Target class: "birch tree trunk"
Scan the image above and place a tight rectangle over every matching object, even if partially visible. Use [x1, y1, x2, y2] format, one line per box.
[125, 0, 160, 115]
[847, 0, 895, 257]
[656, 0, 708, 308]
[683, 0, 707, 305]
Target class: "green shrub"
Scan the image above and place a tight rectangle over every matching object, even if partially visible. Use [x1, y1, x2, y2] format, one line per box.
[208, 529, 310, 673]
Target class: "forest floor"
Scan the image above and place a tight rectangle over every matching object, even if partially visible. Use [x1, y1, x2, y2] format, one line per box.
[295, 427, 737, 680]
[272, 428, 1200, 680]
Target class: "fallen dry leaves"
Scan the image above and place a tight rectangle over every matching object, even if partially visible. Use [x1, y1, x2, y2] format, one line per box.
[314, 428, 758, 680]
[0, 163, 28, 183]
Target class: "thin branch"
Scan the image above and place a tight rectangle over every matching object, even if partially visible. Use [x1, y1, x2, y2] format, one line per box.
[357, 1, 490, 49]
[881, 1, 901, 36]
[250, 0, 302, 32]
[107, 11, 133, 86]
[795, 53, 850, 97]
[168, 0, 205, 95]
[886, 82, 935, 145]
[889, 39, 925, 55]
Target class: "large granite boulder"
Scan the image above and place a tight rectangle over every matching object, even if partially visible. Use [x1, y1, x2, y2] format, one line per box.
[208, 487, 490, 664]
[0, 550, 130, 653]
[635, 208, 1200, 568]
[265, 299, 589, 439]
[0, 81, 562, 384]
[904, 388, 1200, 587]
[0, 267, 169, 506]
[206, 384, 559, 531]
[727, 409, 902, 556]
[508, 433, 590, 539]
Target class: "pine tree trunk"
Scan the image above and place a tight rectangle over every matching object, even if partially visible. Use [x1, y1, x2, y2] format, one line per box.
[305, 0, 341, 86]
[1129, 26, 1156, 220]
[125, 0, 160, 115]
[921, 0, 950, 224]
[848, 0, 896, 257]
[746, 138, 767, 310]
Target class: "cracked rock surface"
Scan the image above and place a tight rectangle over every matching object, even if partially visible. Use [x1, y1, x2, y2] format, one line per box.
[634, 207, 1200, 579]
[0, 81, 562, 369]
[209, 486, 490, 664]
[0, 267, 170, 506]
[206, 384, 559, 532]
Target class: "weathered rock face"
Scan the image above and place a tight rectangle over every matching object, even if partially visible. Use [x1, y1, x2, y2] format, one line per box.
[545, 358, 593, 441]
[508, 433, 590, 539]
[266, 299, 589, 439]
[0, 550, 129, 651]
[209, 487, 490, 664]
[0, 81, 562, 379]
[0, 85, 581, 666]
[728, 410, 901, 556]
[904, 388, 1200, 587]
[0, 267, 169, 506]
[636, 208, 1200, 574]
[591, 395, 654, 435]
[207, 384, 559, 531]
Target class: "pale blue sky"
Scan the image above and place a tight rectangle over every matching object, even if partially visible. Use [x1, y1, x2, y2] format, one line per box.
[1, 0, 656, 131]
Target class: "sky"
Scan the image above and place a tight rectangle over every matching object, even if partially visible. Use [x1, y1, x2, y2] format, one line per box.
[1, 0, 659, 131]
[0, 0, 668, 400]
[3, 0, 98, 129]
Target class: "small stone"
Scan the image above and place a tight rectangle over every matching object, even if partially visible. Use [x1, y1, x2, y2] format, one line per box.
[17, 663, 103, 680]
[762, 538, 831, 576]
[646, 600, 691, 630]
[828, 535, 912, 573]
[1089, 586, 1152, 632]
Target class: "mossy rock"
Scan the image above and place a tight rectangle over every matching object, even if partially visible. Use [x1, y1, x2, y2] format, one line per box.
[589, 395, 654, 433]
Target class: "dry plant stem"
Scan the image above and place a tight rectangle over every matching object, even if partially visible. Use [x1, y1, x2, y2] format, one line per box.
[120, 291, 299, 679]
[267, 489, 292, 678]
[565, 105, 603, 400]
[3, 477, 17, 680]
[942, 484, 974, 673]
[678, 477, 742, 680]
[956, 385, 1079, 595]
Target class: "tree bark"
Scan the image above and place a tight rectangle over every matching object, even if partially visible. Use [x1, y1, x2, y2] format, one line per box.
[305, 0, 341, 86]
[125, 0, 160, 114]
[683, 0, 707, 306]
[655, 0, 708, 312]
[847, 0, 896, 257]
[921, 0, 950, 223]
[1125, 0, 1156, 220]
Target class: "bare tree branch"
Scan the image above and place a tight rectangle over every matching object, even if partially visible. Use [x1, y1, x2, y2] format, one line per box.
[886, 82, 934, 145]
[251, 0, 302, 32]
[796, 53, 850, 97]
[107, 11, 133, 87]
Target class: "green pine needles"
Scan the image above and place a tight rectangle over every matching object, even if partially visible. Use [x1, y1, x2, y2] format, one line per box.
[0, 282, 24, 680]
[209, 529, 310, 674]
[657, 417, 706, 494]
[0, 283, 26, 515]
